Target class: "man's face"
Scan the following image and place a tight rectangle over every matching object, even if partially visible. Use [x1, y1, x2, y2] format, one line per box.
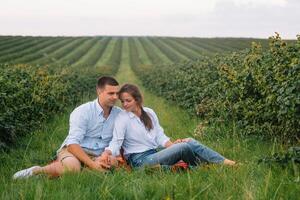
[97, 85, 119, 107]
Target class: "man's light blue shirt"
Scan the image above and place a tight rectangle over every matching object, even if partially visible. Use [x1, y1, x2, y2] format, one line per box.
[58, 99, 121, 156]
[106, 107, 170, 157]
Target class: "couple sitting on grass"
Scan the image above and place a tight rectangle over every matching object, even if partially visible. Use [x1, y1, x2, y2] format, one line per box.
[13, 76, 235, 179]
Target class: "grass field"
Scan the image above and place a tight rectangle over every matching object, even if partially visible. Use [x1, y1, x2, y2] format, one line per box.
[0, 36, 299, 199]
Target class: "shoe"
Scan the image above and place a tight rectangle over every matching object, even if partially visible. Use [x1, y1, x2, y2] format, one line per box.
[171, 160, 189, 172]
[13, 166, 40, 179]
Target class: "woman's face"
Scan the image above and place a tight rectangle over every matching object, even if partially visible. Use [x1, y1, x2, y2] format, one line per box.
[120, 92, 139, 112]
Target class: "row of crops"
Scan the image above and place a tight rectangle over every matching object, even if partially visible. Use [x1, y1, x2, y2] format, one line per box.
[0, 36, 271, 66]
[1, 34, 297, 149]
[130, 34, 300, 142]
[0, 37, 125, 149]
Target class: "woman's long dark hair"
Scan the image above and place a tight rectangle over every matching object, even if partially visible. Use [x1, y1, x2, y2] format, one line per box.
[119, 84, 153, 131]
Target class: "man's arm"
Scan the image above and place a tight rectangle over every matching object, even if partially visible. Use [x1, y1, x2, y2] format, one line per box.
[65, 107, 110, 170]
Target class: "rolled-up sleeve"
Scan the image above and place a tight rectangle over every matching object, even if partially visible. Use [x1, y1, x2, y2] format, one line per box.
[64, 108, 88, 146]
[105, 114, 127, 156]
[151, 110, 170, 147]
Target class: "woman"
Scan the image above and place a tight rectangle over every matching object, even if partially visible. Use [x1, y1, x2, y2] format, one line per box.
[102, 84, 236, 169]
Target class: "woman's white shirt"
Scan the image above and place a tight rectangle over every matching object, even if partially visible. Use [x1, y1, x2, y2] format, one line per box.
[105, 107, 170, 157]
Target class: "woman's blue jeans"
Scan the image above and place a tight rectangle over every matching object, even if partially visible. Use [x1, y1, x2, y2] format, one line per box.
[127, 138, 225, 168]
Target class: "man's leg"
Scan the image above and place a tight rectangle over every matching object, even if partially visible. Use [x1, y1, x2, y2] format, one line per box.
[40, 151, 121, 175]
[34, 156, 81, 177]
[47, 148, 81, 174]
[13, 148, 81, 179]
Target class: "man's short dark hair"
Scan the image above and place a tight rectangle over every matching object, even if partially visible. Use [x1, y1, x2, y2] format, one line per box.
[97, 76, 119, 89]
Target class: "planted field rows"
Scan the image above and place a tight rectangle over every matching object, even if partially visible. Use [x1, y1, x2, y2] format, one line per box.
[0, 36, 268, 69]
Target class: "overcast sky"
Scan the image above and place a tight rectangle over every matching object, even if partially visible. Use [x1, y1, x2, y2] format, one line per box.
[0, 0, 299, 39]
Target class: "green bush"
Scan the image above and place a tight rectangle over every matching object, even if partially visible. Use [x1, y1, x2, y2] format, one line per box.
[0, 65, 66, 148]
[135, 34, 300, 141]
[0, 64, 110, 149]
[215, 33, 299, 141]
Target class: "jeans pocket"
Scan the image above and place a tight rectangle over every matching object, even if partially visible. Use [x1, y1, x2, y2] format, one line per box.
[128, 155, 141, 168]
[130, 159, 143, 168]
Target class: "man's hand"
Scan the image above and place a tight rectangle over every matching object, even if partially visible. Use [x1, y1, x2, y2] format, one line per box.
[67, 144, 107, 171]
[94, 156, 111, 169]
[95, 155, 110, 168]
[93, 150, 114, 169]
[89, 160, 109, 172]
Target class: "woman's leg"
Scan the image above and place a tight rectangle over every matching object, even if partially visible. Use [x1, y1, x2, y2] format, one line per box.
[141, 139, 227, 166]
[127, 139, 235, 169]
[136, 143, 197, 167]
[185, 138, 235, 165]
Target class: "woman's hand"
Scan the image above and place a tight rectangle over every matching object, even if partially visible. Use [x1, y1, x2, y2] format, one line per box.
[164, 140, 173, 148]
[164, 138, 192, 148]
[173, 138, 191, 144]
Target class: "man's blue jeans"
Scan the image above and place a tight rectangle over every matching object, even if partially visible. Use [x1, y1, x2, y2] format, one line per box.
[127, 138, 225, 168]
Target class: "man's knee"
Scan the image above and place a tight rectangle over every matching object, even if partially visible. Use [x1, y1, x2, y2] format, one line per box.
[61, 157, 81, 172]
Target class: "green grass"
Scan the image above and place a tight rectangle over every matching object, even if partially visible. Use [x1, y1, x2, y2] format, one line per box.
[0, 36, 299, 199]
[1, 106, 298, 199]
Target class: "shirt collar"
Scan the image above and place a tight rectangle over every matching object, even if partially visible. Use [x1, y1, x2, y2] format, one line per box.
[126, 111, 137, 119]
[94, 98, 104, 116]
[127, 107, 146, 119]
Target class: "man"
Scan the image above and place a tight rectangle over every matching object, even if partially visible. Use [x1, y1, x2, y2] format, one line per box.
[13, 76, 121, 179]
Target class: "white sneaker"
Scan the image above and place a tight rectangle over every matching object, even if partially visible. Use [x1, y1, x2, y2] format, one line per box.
[13, 166, 40, 179]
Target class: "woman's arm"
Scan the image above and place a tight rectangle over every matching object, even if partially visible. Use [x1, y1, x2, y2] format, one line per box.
[149, 109, 171, 147]
[173, 138, 192, 143]
[101, 114, 127, 165]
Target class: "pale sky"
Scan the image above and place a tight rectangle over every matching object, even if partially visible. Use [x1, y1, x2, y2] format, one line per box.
[0, 0, 299, 39]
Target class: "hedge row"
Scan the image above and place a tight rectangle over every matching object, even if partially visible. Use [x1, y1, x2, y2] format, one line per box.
[0, 64, 111, 149]
[134, 34, 300, 142]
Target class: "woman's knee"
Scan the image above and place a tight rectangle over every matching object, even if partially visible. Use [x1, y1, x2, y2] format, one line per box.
[187, 137, 197, 142]
[175, 142, 193, 153]
[186, 138, 207, 150]
[186, 138, 201, 145]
